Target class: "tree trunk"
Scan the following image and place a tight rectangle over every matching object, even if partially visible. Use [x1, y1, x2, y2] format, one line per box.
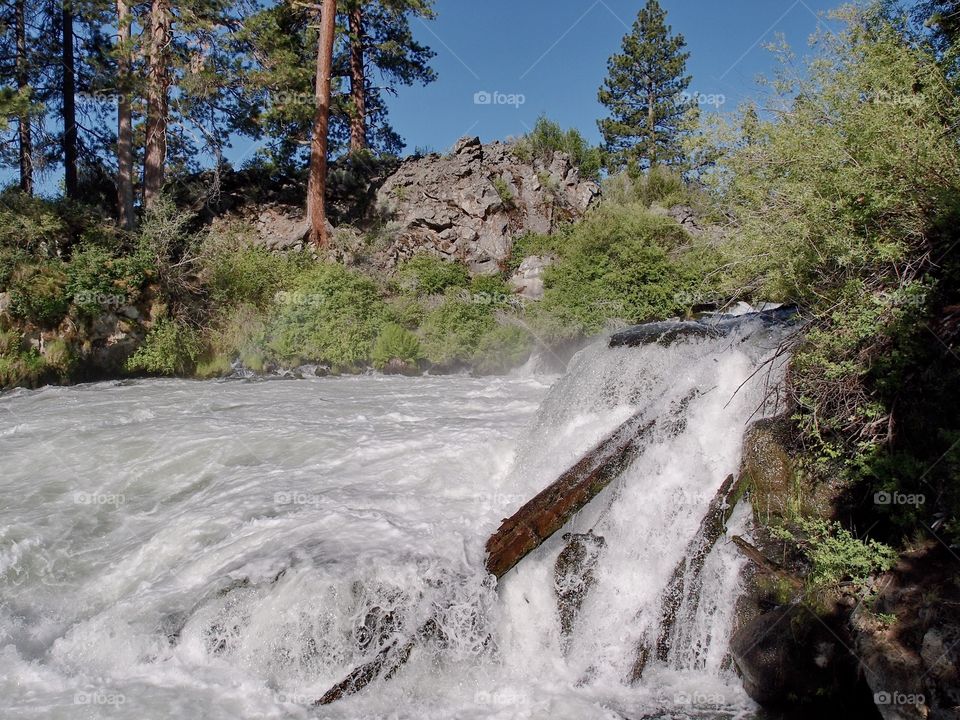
[14, 0, 32, 195]
[348, 3, 366, 152]
[62, 0, 78, 199]
[647, 84, 657, 169]
[116, 0, 135, 229]
[307, 0, 337, 248]
[144, 0, 171, 209]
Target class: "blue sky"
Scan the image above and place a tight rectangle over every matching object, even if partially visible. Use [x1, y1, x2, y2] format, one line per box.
[10, 0, 851, 192]
[382, 0, 847, 155]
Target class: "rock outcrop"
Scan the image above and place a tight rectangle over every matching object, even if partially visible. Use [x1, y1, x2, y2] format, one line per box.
[373, 136, 599, 274]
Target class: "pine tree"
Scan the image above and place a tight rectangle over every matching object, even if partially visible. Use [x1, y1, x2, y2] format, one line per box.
[308, 0, 337, 247]
[598, 0, 693, 171]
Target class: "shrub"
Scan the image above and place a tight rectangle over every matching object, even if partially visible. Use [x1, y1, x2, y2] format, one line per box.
[397, 253, 470, 296]
[126, 319, 202, 376]
[419, 292, 496, 367]
[492, 176, 515, 206]
[267, 263, 385, 368]
[9, 261, 70, 327]
[42, 338, 71, 373]
[0, 349, 47, 389]
[471, 323, 533, 375]
[0, 190, 69, 254]
[774, 518, 897, 589]
[66, 244, 149, 316]
[384, 295, 425, 329]
[513, 117, 604, 182]
[371, 323, 423, 369]
[0, 246, 30, 289]
[200, 224, 306, 308]
[535, 204, 701, 338]
[204, 303, 269, 366]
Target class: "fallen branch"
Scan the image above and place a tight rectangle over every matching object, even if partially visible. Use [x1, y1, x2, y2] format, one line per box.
[731, 535, 802, 590]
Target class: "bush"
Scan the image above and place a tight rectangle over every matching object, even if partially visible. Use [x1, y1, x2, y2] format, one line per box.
[126, 319, 202, 376]
[513, 117, 604, 182]
[371, 323, 423, 369]
[535, 204, 703, 338]
[0, 190, 69, 254]
[9, 261, 70, 327]
[0, 349, 47, 389]
[774, 518, 897, 589]
[0, 246, 30, 289]
[419, 292, 496, 367]
[397, 253, 470, 296]
[200, 224, 307, 308]
[67, 243, 150, 316]
[204, 303, 269, 367]
[267, 263, 385, 368]
[471, 323, 533, 375]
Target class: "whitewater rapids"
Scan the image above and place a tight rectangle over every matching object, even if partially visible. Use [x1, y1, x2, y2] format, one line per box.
[0, 322, 790, 719]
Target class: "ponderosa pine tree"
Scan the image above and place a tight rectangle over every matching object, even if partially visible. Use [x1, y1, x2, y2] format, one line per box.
[598, 0, 693, 171]
[308, 0, 337, 247]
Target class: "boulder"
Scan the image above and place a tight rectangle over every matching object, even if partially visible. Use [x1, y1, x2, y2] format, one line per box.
[740, 417, 795, 524]
[730, 605, 873, 710]
[508, 255, 554, 300]
[373, 137, 599, 272]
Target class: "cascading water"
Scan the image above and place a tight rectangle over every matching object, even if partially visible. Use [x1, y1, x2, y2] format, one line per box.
[0, 316, 794, 719]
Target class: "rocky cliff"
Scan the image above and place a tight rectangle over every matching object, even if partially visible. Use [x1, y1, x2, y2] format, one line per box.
[371, 136, 599, 274]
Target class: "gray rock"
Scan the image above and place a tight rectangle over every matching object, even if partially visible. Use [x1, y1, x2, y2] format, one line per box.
[508, 255, 554, 300]
[373, 137, 599, 272]
[0, 291, 10, 317]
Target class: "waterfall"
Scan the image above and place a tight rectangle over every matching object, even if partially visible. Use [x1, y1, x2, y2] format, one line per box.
[0, 316, 796, 719]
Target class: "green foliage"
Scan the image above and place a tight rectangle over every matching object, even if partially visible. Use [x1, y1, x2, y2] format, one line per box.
[492, 176, 515, 206]
[42, 339, 72, 374]
[505, 232, 558, 275]
[471, 323, 533, 375]
[775, 518, 897, 589]
[0, 191, 69, 254]
[598, 0, 695, 170]
[419, 291, 496, 367]
[535, 204, 702, 338]
[267, 263, 385, 368]
[200, 224, 307, 308]
[397, 253, 470, 296]
[9, 262, 70, 327]
[384, 295, 425, 329]
[603, 165, 693, 209]
[371, 322, 423, 369]
[713, 9, 960, 540]
[126, 319, 202, 376]
[0, 246, 30, 289]
[513, 117, 604, 182]
[0, 345, 48, 389]
[66, 244, 150, 316]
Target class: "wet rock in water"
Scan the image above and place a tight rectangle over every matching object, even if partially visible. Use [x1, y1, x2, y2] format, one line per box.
[740, 417, 796, 524]
[381, 358, 420, 376]
[554, 530, 606, 638]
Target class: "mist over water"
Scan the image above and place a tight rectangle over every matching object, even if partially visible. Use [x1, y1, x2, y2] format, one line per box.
[0, 322, 790, 719]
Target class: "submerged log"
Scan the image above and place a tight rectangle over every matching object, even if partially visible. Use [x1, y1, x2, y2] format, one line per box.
[609, 305, 800, 348]
[485, 411, 655, 578]
[629, 473, 744, 682]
